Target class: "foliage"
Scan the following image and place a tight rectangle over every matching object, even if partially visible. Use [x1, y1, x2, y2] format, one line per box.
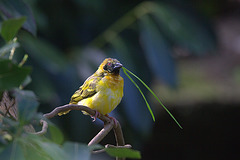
[105, 147, 141, 159]
[0, 1, 141, 159]
[0, 17, 26, 42]
[0, 0, 37, 35]
[0, 0, 217, 155]
[0, 59, 31, 91]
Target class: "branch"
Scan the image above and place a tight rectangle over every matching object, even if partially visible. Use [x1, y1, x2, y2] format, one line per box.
[43, 104, 111, 123]
[88, 121, 114, 146]
[34, 104, 126, 154]
[113, 120, 125, 146]
[34, 120, 48, 135]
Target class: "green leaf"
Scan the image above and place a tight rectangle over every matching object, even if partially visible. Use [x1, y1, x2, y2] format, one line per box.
[105, 148, 141, 159]
[20, 139, 50, 160]
[13, 89, 39, 125]
[18, 31, 67, 73]
[20, 76, 32, 88]
[37, 141, 67, 160]
[0, 141, 25, 160]
[139, 15, 177, 86]
[122, 67, 183, 129]
[88, 144, 103, 151]
[0, 136, 7, 146]
[48, 124, 64, 144]
[63, 142, 90, 160]
[2, 117, 19, 128]
[0, 17, 26, 42]
[149, 2, 216, 54]
[0, 0, 37, 35]
[18, 135, 67, 160]
[0, 59, 31, 91]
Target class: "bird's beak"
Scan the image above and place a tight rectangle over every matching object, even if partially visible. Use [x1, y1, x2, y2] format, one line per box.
[113, 62, 123, 70]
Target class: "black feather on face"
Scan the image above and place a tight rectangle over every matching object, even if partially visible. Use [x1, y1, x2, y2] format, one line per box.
[103, 59, 122, 75]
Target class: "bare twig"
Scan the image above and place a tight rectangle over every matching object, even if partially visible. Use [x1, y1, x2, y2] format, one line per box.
[18, 54, 28, 67]
[9, 37, 17, 60]
[34, 120, 48, 135]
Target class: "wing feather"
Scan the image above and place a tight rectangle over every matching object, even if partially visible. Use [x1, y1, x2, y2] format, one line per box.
[69, 75, 101, 104]
[58, 73, 104, 116]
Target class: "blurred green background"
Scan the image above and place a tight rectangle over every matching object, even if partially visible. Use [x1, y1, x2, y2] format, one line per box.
[1, 0, 240, 159]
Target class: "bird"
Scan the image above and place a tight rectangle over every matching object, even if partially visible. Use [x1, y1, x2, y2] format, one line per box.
[58, 58, 124, 121]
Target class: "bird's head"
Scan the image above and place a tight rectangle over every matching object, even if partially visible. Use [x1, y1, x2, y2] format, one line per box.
[99, 58, 123, 75]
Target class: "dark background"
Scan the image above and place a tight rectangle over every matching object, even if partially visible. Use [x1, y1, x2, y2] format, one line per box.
[2, 0, 240, 159]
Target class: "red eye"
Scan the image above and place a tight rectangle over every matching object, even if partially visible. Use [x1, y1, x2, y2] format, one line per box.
[107, 62, 111, 66]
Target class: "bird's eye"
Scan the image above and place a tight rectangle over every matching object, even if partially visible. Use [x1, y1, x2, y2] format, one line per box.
[103, 63, 111, 71]
[103, 62, 113, 72]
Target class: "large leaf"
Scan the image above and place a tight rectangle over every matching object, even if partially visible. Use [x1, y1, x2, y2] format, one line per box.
[63, 142, 91, 160]
[18, 32, 67, 74]
[139, 15, 177, 86]
[37, 141, 67, 160]
[105, 148, 141, 159]
[0, 17, 26, 42]
[0, 142, 25, 160]
[19, 135, 67, 160]
[0, 59, 31, 91]
[20, 138, 91, 160]
[20, 140, 51, 160]
[48, 123, 64, 145]
[149, 2, 216, 54]
[0, 0, 37, 35]
[1, 117, 19, 132]
[13, 89, 39, 125]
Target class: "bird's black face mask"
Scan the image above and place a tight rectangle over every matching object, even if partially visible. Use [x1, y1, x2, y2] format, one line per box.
[103, 61, 122, 75]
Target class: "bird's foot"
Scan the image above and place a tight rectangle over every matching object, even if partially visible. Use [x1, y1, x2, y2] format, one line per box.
[106, 114, 118, 126]
[91, 111, 100, 122]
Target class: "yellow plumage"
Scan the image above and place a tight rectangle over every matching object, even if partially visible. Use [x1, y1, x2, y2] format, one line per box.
[58, 58, 124, 116]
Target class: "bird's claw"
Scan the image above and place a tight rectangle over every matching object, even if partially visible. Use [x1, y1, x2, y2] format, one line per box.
[92, 111, 100, 122]
[106, 114, 118, 126]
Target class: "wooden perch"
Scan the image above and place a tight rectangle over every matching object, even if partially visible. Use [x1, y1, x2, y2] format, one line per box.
[34, 104, 129, 160]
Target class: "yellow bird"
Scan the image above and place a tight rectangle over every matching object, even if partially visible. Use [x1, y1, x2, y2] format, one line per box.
[58, 58, 124, 121]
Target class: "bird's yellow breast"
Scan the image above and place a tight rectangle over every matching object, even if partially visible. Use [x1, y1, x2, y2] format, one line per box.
[78, 75, 123, 115]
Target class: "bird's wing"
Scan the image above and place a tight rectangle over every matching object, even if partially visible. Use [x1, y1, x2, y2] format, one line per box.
[70, 75, 101, 104]
[58, 73, 104, 116]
